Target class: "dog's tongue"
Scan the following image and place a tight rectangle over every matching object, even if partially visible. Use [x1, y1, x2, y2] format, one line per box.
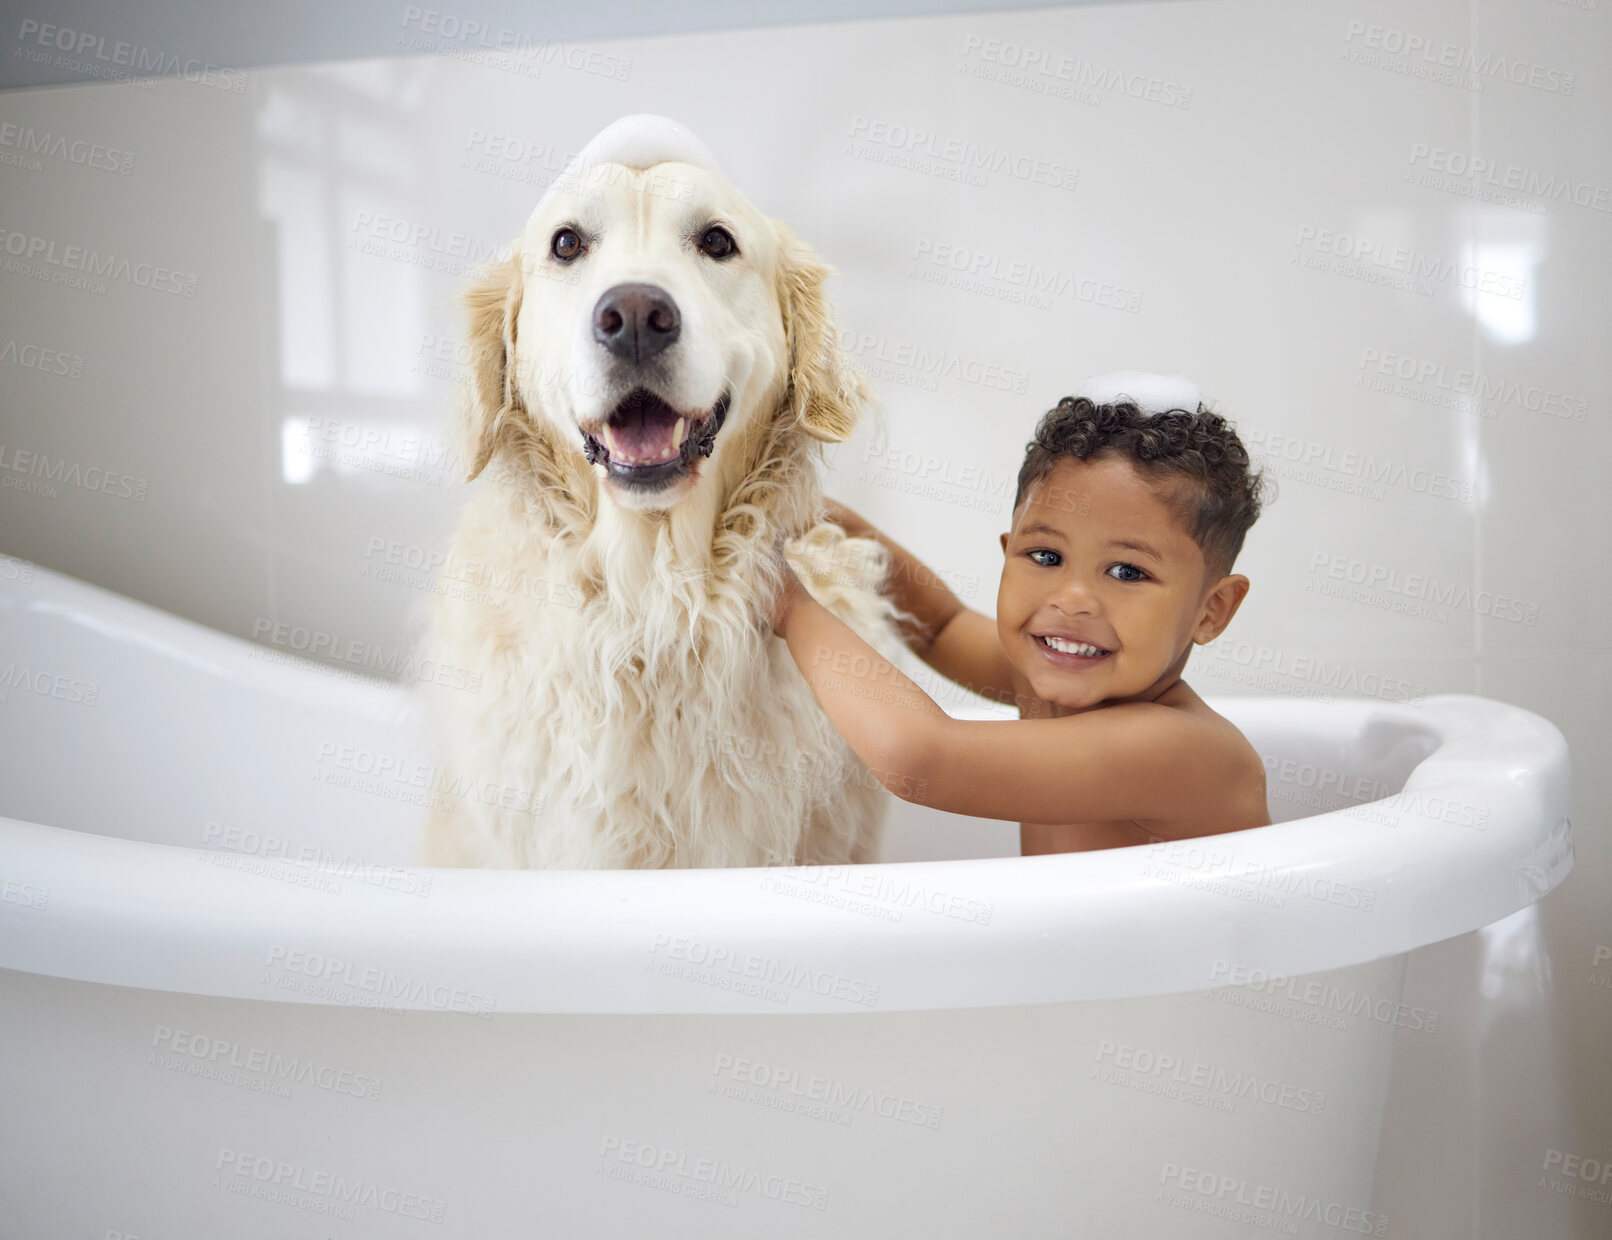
[603, 391, 685, 466]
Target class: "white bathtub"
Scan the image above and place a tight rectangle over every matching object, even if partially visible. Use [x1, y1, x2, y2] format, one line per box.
[0, 557, 1572, 1237]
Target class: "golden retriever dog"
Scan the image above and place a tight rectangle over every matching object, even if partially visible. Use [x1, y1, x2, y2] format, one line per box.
[415, 114, 908, 869]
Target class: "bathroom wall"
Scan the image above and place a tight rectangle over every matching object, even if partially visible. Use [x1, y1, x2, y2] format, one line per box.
[0, 1, 1607, 1235]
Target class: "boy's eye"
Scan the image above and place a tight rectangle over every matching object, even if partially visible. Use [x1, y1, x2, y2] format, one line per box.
[1028, 549, 1062, 567]
[1107, 562, 1148, 582]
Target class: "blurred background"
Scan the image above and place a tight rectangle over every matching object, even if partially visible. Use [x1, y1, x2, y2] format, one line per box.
[0, 0, 1606, 1235]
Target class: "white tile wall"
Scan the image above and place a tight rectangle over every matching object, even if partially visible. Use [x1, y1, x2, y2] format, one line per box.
[0, 2, 1605, 1235]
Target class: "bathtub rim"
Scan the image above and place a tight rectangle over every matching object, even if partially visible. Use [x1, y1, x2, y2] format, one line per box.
[0, 558, 1576, 1014]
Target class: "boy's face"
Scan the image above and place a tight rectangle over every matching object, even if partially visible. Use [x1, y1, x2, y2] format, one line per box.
[996, 454, 1249, 712]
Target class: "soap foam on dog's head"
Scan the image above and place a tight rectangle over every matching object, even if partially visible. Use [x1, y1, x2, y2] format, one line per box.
[527, 114, 727, 228]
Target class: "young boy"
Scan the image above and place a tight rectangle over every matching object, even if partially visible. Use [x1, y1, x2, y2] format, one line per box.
[769, 375, 1274, 854]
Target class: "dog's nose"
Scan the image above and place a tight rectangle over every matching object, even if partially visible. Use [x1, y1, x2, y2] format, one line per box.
[592, 283, 681, 364]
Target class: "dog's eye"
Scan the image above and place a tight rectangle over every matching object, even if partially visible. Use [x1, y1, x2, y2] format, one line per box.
[698, 225, 736, 260]
[551, 228, 585, 261]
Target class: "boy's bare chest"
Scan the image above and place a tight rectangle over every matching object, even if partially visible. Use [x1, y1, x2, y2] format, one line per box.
[1019, 782, 1271, 855]
[1019, 819, 1162, 855]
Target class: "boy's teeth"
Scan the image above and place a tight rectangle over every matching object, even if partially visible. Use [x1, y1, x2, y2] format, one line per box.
[1041, 635, 1106, 656]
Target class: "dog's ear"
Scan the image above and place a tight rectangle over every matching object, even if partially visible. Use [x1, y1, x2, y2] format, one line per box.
[456, 241, 526, 481]
[773, 222, 870, 443]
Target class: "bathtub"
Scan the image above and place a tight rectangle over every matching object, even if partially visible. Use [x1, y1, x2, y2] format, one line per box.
[0, 557, 1572, 1238]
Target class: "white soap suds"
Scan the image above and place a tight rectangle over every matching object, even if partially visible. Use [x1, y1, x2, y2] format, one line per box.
[1073, 371, 1201, 416]
[526, 113, 725, 227]
[567, 113, 725, 180]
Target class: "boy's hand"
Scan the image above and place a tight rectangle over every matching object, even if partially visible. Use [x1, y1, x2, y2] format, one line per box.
[822, 497, 873, 540]
[767, 548, 808, 638]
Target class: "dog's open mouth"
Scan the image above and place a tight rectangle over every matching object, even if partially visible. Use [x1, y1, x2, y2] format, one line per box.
[580, 387, 730, 487]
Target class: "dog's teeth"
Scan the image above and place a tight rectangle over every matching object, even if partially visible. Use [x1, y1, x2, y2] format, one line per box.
[672, 416, 686, 451]
[601, 424, 623, 461]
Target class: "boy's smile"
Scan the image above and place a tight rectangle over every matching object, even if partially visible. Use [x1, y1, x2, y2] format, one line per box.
[997, 454, 1248, 716]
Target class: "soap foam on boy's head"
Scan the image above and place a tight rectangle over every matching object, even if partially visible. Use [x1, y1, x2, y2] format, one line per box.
[1072, 371, 1201, 416]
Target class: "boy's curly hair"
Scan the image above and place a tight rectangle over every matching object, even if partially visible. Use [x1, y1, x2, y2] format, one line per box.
[1012, 396, 1270, 580]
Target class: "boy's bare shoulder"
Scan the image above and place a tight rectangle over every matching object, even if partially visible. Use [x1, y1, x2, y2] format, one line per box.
[1015, 685, 1270, 851]
[1153, 678, 1237, 727]
[1095, 679, 1232, 733]
[1131, 680, 1270, 832]
[1063, 679, 1262, 779]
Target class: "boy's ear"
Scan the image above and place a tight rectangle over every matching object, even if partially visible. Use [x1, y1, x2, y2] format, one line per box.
[457, 242, 527, 481]
[772, 220, 870, 443]
[1193, 574, 1251, 644]
[1000, 532, 1009, 555]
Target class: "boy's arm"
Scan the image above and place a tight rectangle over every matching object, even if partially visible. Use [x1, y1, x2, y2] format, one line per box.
[776, 570, 1243, 825]
[824, 499, 1019, 705]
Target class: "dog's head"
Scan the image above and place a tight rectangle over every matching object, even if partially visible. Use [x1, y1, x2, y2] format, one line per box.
[457, 114, 867, 515]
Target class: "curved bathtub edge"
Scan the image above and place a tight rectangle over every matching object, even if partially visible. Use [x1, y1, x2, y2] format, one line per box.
[0, 775, 1575, 1017]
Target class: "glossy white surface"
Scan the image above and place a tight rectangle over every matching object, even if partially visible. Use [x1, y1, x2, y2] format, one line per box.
[0, 0, 1605, 1235]
[0, 558, 1572, 1012]
[0, 557, 1559, 1235]
[0, 957, 1408, 1236]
